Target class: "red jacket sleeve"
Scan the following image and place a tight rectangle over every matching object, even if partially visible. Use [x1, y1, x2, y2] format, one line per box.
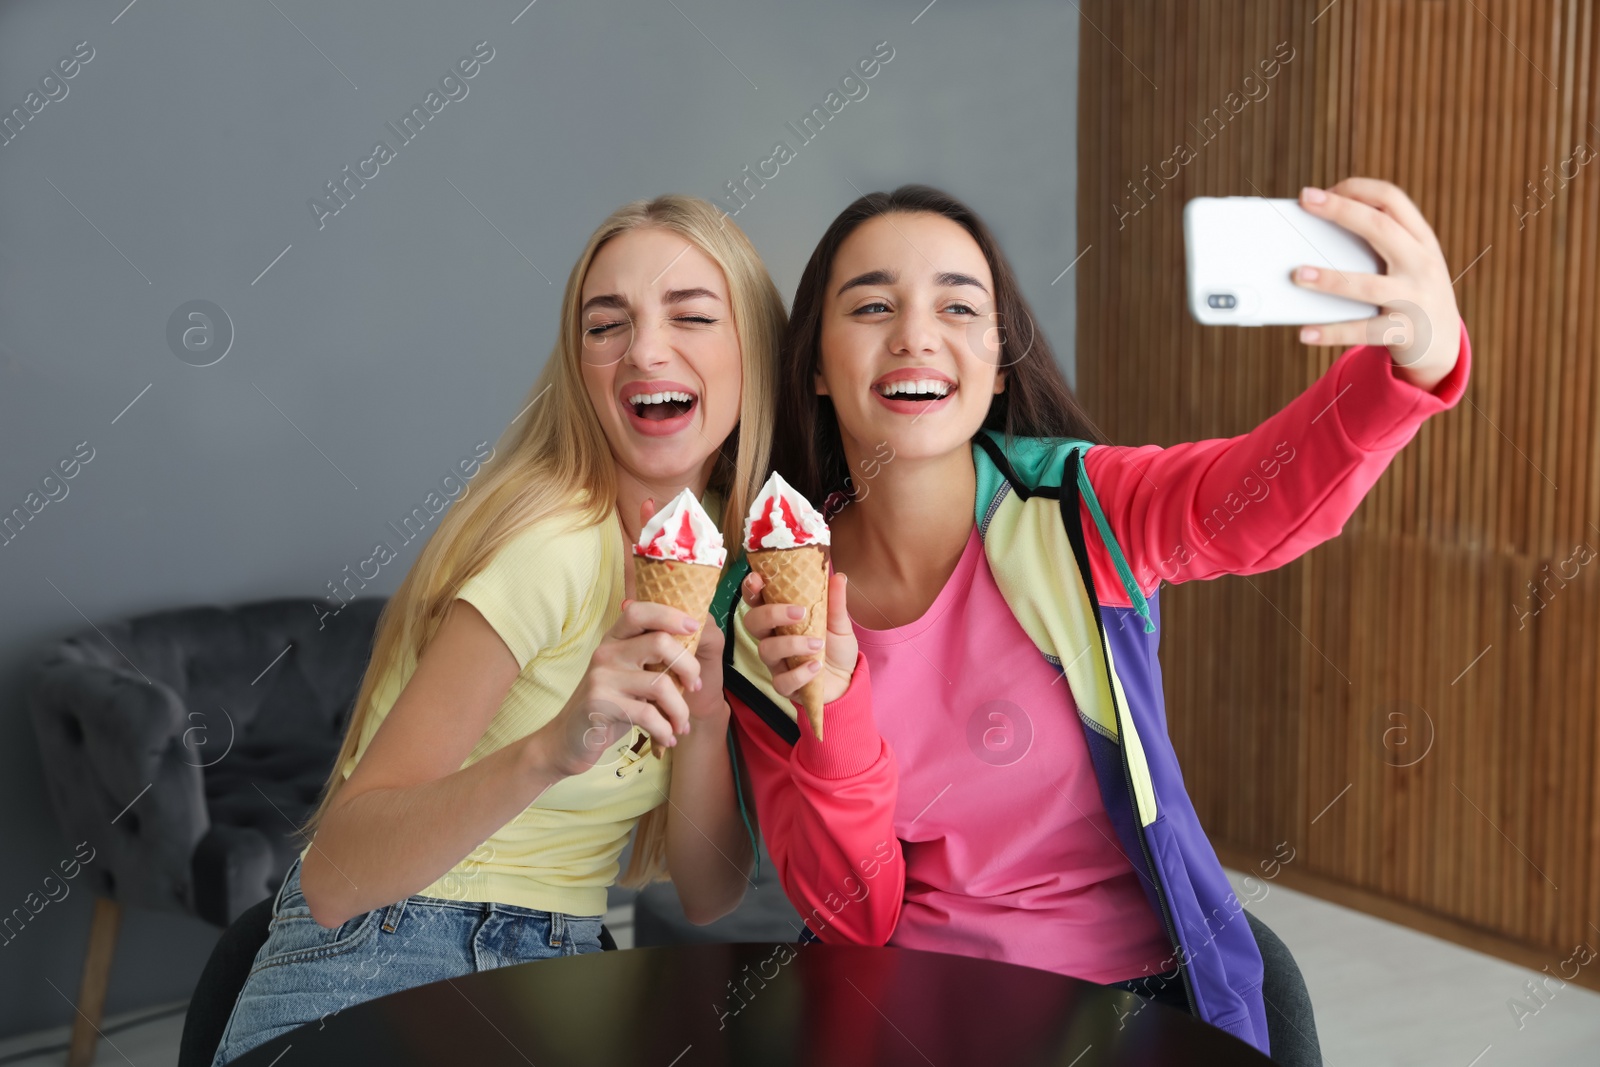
[727, 652, 905, 946]
[1081, 316, 1473, 603]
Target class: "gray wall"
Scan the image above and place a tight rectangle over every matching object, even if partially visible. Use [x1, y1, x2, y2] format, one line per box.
[0, 0, 1079, 1037]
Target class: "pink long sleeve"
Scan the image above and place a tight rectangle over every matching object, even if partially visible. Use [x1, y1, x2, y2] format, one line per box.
[1081, 317, 1473, 602]
[728, 652, 906, 946]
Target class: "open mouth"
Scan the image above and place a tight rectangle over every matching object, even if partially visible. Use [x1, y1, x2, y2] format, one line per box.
[873, 379, 954, 404]
[619, 383, 701, 437]
[627, 389, 698, 422]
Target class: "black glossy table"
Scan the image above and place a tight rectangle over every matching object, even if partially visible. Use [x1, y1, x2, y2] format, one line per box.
[233, 942, 1272, 1066]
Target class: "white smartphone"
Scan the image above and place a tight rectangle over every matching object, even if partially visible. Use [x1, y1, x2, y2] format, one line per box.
[1183, 196, 1381, 326]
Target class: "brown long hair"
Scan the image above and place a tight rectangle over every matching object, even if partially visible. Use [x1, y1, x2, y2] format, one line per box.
[772, 183, 1107, 502]
[300, 195, 784, 888]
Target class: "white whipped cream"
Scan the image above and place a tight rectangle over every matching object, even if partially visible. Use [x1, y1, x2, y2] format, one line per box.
[743, 471, 830, 550]
[634, 487, 726, 567]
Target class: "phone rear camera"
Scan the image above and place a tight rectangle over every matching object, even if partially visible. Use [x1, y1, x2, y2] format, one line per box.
[1207, 294, 1237, 309]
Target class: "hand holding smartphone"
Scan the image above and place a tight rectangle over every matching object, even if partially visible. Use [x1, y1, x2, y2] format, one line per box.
[1184, 196, 1382, 326]
[1181, 179, 1465, 393]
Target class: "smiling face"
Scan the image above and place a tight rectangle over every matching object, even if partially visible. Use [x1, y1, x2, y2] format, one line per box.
[816, 212, 1005, 466]
[578, 226, 743, 492]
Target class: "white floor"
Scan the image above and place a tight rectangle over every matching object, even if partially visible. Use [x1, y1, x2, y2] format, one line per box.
[1226, 871, 1600, 1066]
[2, 888, 1594, 1066]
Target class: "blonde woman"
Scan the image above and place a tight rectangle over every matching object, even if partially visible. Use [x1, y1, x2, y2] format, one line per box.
[212, 195, 782, 1066]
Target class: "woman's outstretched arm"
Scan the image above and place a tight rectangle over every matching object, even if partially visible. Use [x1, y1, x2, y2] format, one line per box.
[1080, 178, 1471, 600]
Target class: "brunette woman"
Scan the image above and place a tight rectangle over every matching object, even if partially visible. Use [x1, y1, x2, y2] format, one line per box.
[727, 180, 1469, 1065]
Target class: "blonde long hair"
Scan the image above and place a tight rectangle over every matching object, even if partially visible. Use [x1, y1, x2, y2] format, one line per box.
[301, 195, 783, 888]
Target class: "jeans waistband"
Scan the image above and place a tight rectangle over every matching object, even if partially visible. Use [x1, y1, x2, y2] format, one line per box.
[285, 855, 603, 924]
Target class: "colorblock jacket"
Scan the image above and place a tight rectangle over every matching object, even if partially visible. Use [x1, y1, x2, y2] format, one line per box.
[713, 319, 1472, 1055]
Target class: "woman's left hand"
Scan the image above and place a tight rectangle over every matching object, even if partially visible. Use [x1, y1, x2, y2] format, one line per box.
[1291, 177, 1462, 392]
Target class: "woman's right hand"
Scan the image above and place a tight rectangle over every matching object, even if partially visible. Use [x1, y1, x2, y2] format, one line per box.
[741, 570, 858, 708]
[531, 599, 703, 778]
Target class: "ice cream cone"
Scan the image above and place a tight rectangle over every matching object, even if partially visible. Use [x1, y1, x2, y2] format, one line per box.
[633, 556, 722, 690]
[632, 556, 720, 760]
[631, 488, 727, 759]
[747, 544, 829, 740]
[743, 472, 832, 740]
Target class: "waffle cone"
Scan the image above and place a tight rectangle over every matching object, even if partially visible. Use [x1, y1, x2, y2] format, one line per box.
[630, 559, 720, 684]
[633, 555, 721, 695]
[747, 544, 828, 740]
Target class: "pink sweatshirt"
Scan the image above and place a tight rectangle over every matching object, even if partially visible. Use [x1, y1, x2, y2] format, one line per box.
[846, 522, 1174, 982]
[730, 319, 1473, 977]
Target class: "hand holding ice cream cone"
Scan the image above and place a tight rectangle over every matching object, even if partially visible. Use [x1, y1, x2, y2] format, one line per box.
[740, 472, 853, 741]
[631, 488, 726, 755]
[742, 568, 857, 742]
[533, 590, 703, 779]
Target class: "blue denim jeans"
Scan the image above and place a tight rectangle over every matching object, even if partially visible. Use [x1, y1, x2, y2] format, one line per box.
[211, 855, 605, 1066]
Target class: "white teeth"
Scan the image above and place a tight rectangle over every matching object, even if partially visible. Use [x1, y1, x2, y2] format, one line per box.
[877, 379, 951, 398]
[631, 390, 695, 405]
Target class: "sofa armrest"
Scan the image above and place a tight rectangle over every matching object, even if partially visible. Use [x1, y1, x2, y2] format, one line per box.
[28, 660, 209, 913]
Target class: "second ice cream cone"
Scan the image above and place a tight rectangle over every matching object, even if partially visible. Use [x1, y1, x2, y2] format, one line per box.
[743, 472, 832, 741]
[747, 544, 828, 739]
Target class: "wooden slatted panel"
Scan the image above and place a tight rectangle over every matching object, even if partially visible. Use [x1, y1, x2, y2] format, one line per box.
[1078, 0, 1600, 981]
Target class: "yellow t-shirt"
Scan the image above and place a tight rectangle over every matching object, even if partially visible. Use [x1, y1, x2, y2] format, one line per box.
[319, 489, 724, 918]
